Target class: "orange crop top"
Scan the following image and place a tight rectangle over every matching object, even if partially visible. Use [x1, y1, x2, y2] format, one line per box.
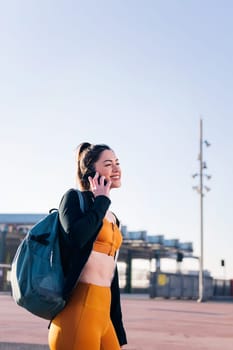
[92, 218, 123, 257]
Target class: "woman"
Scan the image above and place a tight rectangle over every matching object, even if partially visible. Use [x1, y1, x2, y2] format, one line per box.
[48, 142, 127, 350]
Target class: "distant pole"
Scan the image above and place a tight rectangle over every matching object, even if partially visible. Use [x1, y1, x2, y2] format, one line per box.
[192, 118, 211, 302]
[198, 119, 204, 302]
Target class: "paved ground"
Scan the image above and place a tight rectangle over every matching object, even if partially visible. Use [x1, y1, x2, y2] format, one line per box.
[0, 293, 232, 350]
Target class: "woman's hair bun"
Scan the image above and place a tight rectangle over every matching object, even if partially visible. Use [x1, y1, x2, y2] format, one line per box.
[76, 142, 91, 162]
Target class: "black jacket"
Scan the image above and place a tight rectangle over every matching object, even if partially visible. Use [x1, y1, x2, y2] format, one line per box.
[58, 188, 127, 346]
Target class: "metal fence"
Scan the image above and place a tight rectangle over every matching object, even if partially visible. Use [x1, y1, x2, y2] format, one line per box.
[149, 271, 214, 299]
[213, 278, 233, 297]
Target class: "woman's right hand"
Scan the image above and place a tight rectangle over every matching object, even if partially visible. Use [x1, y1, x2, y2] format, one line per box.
[88, 172, 111, 198]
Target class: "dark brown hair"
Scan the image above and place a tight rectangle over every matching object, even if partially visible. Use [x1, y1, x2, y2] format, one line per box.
[76, 142, 112, 190]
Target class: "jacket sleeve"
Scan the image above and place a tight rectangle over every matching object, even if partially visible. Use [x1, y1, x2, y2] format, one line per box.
[59, 189, 111, 249]
[110, 266, 127, 346]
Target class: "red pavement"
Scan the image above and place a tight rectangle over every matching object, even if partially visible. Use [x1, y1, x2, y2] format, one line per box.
[0, 293, 233, 350]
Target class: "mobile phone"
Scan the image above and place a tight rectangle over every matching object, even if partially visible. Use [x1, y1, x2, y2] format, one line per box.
[87, 172, 107, 185]
[98, 176, 108, 186]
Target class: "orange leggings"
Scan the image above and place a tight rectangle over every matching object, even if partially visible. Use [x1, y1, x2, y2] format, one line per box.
[48, 282, 121, 350]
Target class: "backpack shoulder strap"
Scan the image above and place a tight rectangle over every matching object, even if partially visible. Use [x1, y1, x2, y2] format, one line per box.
[76, 190, 85, 213]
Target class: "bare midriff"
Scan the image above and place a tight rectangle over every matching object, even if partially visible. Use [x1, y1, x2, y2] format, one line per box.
[78, 251, 116, 287]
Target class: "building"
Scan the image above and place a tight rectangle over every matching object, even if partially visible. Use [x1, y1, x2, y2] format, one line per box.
[0, 214, 46, 263]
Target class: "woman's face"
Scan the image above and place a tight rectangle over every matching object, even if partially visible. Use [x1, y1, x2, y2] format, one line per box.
[94, 149, 121, 189]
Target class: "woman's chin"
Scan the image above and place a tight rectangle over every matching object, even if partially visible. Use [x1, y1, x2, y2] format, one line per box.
[110, 181, 121, 189]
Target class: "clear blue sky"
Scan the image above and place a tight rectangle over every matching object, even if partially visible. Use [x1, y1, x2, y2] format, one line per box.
[1, 0, 233, 279]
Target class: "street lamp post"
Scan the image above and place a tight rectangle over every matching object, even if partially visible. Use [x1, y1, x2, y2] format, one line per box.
[192, 118, 211, 302]
[199, 119, 204, 302]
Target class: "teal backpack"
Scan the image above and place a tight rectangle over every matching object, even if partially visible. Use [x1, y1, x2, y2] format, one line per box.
[10, 190, 84, 320]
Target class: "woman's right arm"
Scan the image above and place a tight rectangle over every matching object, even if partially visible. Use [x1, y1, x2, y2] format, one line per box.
[59, 189, 111, 249]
